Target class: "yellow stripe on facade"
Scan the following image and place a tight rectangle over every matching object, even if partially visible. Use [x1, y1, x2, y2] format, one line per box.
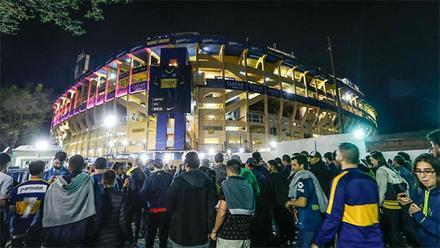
[342, 203, 379, 227]
[326, 171, 349, 214]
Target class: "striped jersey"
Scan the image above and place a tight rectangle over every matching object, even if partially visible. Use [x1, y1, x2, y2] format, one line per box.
[10, 179, 49, 237]
[314, 168, 384, 247]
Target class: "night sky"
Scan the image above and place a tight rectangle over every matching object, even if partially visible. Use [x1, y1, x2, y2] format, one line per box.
[1, 1, 439, 134]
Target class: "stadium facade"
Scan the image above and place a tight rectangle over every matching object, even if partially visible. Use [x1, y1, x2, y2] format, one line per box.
[51, 33, 377, 159]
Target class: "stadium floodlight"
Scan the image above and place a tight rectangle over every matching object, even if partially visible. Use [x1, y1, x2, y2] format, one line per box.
[270, 141, 277, 148]
[103, 114, 118, 128]
[199, 153, 206, 159]
[353, 129, 365, 139]
[35, 139, 49, 150]
[122, 140, 128, 146]
[226, 149, 232, 154]
[239, 148, 245, 153]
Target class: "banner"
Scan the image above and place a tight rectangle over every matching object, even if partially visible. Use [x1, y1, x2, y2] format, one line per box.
[148, 65, 192, 113]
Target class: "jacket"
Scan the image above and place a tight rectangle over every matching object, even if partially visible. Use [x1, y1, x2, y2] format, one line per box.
[314, 168, 384, 247]
[139, 170, 173, 211]
[94, 187, 132, 247]
[127, 167, 148, 209]
[240, 168, 260, 197]
[166, 169, 216, 246]
[411, 186, 440, 247]
[376, 165, 408, 209]
[221, 176, 255, 215]
[42, 167, 68, 182]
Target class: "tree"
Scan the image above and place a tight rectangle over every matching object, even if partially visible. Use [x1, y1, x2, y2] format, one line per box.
[0, 84, 52, 151]
[0, 0, 126, 36]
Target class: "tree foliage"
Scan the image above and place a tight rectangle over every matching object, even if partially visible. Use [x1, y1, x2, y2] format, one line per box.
[0, 84, 53, 151]
[0, 0, 126, 36]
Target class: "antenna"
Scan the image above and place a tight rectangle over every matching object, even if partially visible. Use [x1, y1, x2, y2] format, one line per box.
[327, 36, 345, 133]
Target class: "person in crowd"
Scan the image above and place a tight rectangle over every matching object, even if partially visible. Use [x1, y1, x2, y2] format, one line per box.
[210, 159, 255, 248]
[397, 151, 413, 172]
[281, 154, 292, 179]
[166, 151, 216, 247]
[397, 153, 440, 247]
[43, 154, 101, 247]
[93, 157, 107, 191]
[42, 151, 68, 183]
[239, 158, 260, 198]
[252, 152, 267, 168]
[94, 170, 133, 248]
[199, 159, 211, 173]
[246, 157, 272, 247]
[9, 161, 48, 247]
[275, 157, 283, 172]
[427, 129, 440, 157]
[372, 151, 407, 248]
[0, 153, 13, 247]
[213, 153, 227, 185]
[126, 158, 149, 245]
[323, 152, 340, 177]
[111, 162, 125, 191]
[267, 160, 293, 246]
[286, 155, 327, 248]
[309, 151, 333, 197]
[393, 155, 415, 196]
[139, 158, 173, 248]
[312, 143, 383, 248]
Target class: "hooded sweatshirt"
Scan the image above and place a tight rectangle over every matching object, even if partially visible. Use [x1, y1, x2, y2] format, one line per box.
[166, 169, 216, 246]
[411, 186, 440, 247]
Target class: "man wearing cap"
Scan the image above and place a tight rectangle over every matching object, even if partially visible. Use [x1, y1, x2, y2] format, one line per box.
[139, 158, 173, 248]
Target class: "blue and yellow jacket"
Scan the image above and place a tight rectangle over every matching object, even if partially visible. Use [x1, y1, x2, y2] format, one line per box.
[411, 186, 440, 247]
[314, 168, 384, 247]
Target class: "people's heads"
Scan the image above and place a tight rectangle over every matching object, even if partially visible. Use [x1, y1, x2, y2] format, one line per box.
[226, 159, 241, 176]
[103, 169, 116, 188]
[393, 155, 405, 167]
[364, 155, 373, 167]
[275, 157, 282, 166]
[111, 162, 125, 175]
[126, 162, 133, 170]
[153, 158, 164, 170]
[184, 151, 200, 170]
[337, 143, 360, 166]
[413, 153, 439, 190]
[28, 160, 45, 177]
[135, 158, 144, 168]
[231, 155, 242, 164]
[245, 158, 257, 169]
[311, 151, 322, 159]
[323, 152, 335, 164]
[0, 153, 11, 171]
[427, 129, 440, 157]
[94, 157, 107, 170]
[214, 153, 224, 164]
[252, 152, 262, 163]
[370, 151, 386, 167]
[201, 159, 210, 168]
[292, 155, 308, 172]
[282, 154, 291, 165]
[53, 151, 67, 169]
[267, 160, 279, 173]
[397, 152, 411, 162]
[300, 151, 309, 157]
[68, 154, 85, 173]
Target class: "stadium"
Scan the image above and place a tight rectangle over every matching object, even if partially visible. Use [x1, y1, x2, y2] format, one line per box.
[51, 32, 377, 160]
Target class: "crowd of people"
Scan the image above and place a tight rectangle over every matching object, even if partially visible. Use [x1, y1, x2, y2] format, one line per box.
[0, 129, 439, 248]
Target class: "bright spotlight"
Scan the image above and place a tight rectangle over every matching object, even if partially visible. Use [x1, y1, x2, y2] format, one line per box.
[103, 114, 118, 128]
[164, 153, 173, 163]
[122, 140, 128, 146]
[208, 148, 215, 156]
[35, 140, 49, 150]
[140, 154, 149, 163]
[226, 149, 231, 154]
[353, 129, 365, 139]
[199, 153, 206, 159]
[239, 148, 245, 153]
[270, 141, 277, 148]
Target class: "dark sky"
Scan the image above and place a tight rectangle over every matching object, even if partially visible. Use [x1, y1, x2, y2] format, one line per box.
[1, 1, 439, 134]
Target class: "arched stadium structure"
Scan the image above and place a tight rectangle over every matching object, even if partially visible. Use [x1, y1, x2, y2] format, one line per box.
[51, 32, 377, 159]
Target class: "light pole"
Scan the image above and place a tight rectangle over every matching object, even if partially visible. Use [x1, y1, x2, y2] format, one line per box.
[103, 114, 118, 160]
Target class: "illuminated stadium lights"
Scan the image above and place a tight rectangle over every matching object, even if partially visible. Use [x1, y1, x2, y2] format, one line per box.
[226, 149, 232, 154]
[103, 114, 118, 128]
[342, 92, 353, 102]
[199, 153, 206, 159]
[108, 73, 116, 80]
[353, 129, 365, 139]
[239, 71, 245, 75]
[239, 148, 245, 153]
[208, 148, 215, 156]
[35, 139, 49, 150]
[122, 140, 129, 146]
[270, 141, 277, 148]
